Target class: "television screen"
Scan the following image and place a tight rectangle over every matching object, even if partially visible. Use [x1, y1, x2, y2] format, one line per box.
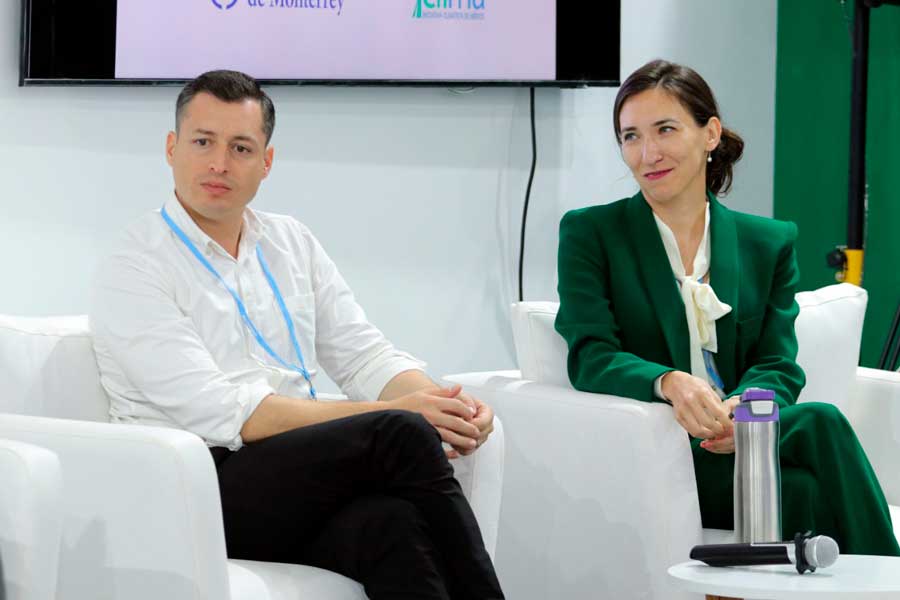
[20, 0, 620, 87]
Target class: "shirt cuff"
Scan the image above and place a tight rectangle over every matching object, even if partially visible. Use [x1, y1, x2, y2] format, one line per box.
[654, 373, 669, 403]
[222, 379, 275, 451]
[346, 350, 427, 402]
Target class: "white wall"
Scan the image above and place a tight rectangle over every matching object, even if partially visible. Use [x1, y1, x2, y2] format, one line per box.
[0, 0, 776, 390]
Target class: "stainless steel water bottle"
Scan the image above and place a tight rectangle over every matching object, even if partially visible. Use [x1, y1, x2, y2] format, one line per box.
[733, 387, 782, 543]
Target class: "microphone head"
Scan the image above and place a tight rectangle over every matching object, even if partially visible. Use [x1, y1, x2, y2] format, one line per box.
[805, 535, 839, 568]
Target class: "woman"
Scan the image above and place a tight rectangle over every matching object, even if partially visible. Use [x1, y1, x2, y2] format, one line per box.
[554, 59, 899, 555]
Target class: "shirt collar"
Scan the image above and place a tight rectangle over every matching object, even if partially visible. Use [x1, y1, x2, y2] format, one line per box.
[652, 202, 711, 281]
[239, 206, 265, 254]
[162, 194, 265, 258]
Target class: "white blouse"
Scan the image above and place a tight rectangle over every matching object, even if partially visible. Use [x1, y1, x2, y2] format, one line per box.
[652, 203, 732, 397]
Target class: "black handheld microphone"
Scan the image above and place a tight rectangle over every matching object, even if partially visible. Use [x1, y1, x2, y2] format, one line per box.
[690, 532, 839, 574]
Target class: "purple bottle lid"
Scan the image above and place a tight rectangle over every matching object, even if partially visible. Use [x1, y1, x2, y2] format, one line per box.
[734, 388, 779, 422]
[741, 388, 775, 402]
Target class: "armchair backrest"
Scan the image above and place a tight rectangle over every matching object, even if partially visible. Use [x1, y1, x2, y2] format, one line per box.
[793, 284, 867, 407]
[510, 301, 569, 388]
[0, 315, 110, 422]
[512, 283, 868, 410]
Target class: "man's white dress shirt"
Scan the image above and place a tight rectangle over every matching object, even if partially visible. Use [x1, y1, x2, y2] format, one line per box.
[91, 197, 425, 450]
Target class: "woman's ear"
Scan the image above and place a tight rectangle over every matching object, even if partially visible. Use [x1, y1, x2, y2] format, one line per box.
[706, 116, 723, 152]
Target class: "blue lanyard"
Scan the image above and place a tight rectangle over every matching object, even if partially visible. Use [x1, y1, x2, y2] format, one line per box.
[161, 206, 317, 399]
[703, 349, 726, 400]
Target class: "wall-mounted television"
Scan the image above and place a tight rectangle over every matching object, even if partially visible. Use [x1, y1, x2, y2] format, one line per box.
[20, 0, 620, 87]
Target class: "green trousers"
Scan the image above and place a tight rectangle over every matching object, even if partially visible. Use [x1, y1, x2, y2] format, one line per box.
[691, 401, 900, 556]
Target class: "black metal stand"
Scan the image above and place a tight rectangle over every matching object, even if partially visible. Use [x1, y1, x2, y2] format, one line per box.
[829, 0, 900, 284]
[878, 301, 900, 371]
[847, 0, 870, 254]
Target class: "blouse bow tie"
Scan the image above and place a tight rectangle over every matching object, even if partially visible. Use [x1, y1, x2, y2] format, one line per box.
[679, 276, 731, 354]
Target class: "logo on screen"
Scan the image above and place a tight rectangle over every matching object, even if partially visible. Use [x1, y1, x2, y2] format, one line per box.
[413, 0, 485, 20]
[216, 0, 344, 14]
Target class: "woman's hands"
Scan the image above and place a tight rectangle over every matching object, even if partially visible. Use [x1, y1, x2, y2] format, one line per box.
[661, 371, 733, 440]
[662, 372, 743, 454]
[700, 396, 742, 454]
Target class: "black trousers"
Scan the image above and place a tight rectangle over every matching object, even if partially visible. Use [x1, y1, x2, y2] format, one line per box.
[211, 409, 504, 600]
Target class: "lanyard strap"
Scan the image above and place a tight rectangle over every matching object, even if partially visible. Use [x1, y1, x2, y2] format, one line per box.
[161, 206, 317, 399]
[702, 349, 727, 400]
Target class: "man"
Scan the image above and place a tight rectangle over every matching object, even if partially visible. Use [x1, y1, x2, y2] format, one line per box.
[90, 70, 504, 600]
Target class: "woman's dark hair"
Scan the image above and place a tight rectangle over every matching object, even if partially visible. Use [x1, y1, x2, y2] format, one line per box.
[613, 59, 744, 196]
[176, 70, 276, 144]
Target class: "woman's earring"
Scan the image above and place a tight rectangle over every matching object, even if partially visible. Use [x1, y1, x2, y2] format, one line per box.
[707, 152, 712, 163]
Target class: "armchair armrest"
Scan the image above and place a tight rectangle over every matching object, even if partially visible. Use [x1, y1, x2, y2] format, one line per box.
[0, 414, 231, 600]
[0, 439, 63, 600]
[444, 414, 504, 560]
[848, 367, 900, 506]
[444, 371, 701, 600]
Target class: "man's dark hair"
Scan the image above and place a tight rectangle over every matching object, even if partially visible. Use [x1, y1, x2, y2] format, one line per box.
[175, 70, 276, 144]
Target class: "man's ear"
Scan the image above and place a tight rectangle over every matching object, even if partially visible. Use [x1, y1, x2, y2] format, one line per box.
[165, 131, 177, 166]
[263, 146, 274, 178]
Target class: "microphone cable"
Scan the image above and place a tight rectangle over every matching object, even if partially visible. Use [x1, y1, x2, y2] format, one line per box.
[518, 86, 537, 302]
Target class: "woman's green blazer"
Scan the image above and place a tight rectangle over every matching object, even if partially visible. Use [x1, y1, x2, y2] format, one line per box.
[554, 191, 806, 407]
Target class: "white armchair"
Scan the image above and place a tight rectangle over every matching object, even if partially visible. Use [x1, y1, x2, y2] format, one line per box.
[0, 315, 504, 600]
[0, 439, 63, 600]
[443, 283, 900, 600]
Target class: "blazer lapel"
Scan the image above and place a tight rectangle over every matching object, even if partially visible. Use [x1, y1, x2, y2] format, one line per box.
[708, 193, 739, 391]
[626, 192, 691, 373]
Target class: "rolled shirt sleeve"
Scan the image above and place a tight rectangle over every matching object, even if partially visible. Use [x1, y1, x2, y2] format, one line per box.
[302, 227, 427, 401]
[91, 251, 273, 450]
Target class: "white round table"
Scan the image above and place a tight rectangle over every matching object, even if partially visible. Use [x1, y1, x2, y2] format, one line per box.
[668, 556, 900, 599]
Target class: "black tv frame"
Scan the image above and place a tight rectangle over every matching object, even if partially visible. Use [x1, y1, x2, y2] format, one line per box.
[19, 0, 620, 88]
